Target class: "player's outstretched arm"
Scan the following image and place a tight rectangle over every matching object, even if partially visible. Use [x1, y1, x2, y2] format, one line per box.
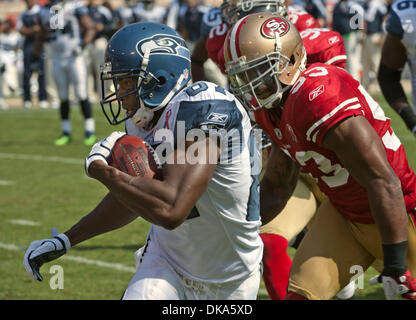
[322, 116, 408, 245]
[378, 34, 416, 134]
[260, 142, 300, 225]
[88, 137, 220, 230]
[322, 116, 412, 289]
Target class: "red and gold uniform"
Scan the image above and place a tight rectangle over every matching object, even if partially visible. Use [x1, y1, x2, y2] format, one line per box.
[254, 63, 416, 299]
[288, 9, 320, 32]
[299, 28, 346, 68]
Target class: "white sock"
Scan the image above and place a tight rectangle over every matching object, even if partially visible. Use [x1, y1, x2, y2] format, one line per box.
[85, 118, 95, 134]
[62, 119, 71, 135]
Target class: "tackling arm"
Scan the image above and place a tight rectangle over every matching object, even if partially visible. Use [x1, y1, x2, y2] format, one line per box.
[323, 116, 408, 276]
[260, 142, 300, 225]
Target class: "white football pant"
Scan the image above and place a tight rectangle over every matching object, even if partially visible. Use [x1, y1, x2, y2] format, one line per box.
[52, 54, 88, 101]
[122, 237, 261, 300]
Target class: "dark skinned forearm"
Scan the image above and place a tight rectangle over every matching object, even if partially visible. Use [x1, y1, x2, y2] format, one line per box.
[260, 144, 300, 225]
[323, 116, 408, 244]
[64, 192, 139, 246]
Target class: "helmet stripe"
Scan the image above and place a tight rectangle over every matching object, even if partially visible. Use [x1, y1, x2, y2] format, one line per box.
[229, 15, 251, 60]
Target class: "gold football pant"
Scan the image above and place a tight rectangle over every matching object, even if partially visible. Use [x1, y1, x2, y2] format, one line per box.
[260, 176, 317, 241]
[288, 198, 416, 300]
[260, 146, 320, 240]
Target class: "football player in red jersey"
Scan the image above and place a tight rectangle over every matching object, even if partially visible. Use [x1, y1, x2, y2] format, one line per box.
[204, 0, 350, 300]
[287, 7, 321, 31]
[224, 12, 416, 300]
[299, 27, 346, 68]
[215, 0, 353, 300]
[287, 7, 347, 69]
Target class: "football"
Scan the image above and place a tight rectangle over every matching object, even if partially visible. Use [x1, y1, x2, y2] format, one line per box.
[109, 135, 162, 179]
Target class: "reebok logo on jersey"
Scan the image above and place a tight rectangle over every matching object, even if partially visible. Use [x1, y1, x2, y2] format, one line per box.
[328, 36, 339, 45]
[207, 112, 228, 123]
[309, 85, 325, 101]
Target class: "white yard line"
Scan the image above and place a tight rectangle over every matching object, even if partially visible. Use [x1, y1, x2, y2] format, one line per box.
[0, 153, 83, 165]
[0, 180, 15, 186]
[0, 241, 136, 273]
[8, 219, 41, 226]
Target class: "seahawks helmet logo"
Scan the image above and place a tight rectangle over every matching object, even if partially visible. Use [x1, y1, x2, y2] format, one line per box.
[136, 34, 190, 61]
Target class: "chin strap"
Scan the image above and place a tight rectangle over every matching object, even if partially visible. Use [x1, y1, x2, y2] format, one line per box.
[132, 72, 186, 128]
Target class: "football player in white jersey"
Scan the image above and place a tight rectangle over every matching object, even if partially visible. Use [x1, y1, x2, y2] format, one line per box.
[38, 0, 97, 146]
[378, 0, 416, 138]
[23, 22, 263, 300]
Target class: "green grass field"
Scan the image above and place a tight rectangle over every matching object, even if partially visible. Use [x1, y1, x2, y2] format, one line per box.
[0, 91, 415, 300]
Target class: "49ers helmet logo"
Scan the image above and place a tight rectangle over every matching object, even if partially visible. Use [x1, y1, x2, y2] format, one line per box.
[261, 17, 290, 39]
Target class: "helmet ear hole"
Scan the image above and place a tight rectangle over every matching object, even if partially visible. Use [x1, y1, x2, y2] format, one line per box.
[290, 55, 295, 66]
[157, 76, 166, 85]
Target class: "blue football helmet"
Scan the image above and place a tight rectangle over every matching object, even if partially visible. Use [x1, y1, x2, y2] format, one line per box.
[100, 22, 191, 127]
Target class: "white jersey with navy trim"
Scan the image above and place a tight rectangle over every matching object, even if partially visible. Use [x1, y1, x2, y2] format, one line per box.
[200, 7, 223, 38]
[126, 81, 263, 283]
[40, 0, 87, 60]
[388, 0, 416, 109]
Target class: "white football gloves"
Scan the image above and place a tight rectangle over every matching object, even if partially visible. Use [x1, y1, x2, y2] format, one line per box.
[85, 131, 126, 177]
[23, 228, 71, 281]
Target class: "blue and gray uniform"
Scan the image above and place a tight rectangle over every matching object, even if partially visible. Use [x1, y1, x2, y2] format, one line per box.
[114, 5, 135, 27]
[133, 2, 167, 23]
[387, 0, 416, 110]
[17, 4, 47, 103]
[200, 6, 223, 39]
[126, 81, 263, 284]
[332, 0, 365, 35]
[88, 4, 113, 40]
[364, 0, 387, 35]
[181, 4, 211, 43]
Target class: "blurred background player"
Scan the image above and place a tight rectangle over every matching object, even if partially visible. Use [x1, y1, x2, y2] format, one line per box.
[303, 0, 327, 26]
[177, 0, 211, 52]
[17, 0, 48, 109]
[133, 0, 167, 23]
[38, 0, 96, 146]
[86, 0, 114, 101]
[332, 0, 365, 81]
[360, 0, 388, 92]
[0, 15, 21, 110]
[378, 0, 416, 138]
[166, 0, 187, 30]
[190, 3, 228, 88]
[114, 0, 137, 30]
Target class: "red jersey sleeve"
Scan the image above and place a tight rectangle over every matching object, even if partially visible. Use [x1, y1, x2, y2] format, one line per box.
[289, 64, 364, 147]
[206, 22, 229, 69]
[300, 28, 347, 68]
[288, 10, 320, 32]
